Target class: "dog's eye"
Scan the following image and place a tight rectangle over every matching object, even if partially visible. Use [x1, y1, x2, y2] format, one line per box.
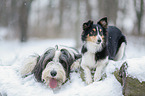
[99, 29, 103, 36]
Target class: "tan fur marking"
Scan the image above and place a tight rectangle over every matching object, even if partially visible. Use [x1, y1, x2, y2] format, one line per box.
[100, 29, 102, 32]
[87, 35, 97, 43]
[101, 35, 104, 39]
[93, 28, 96, 31]
[101, 35, 104, 42]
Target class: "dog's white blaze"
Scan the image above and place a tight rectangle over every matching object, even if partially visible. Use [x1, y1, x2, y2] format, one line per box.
[114, 42, 126, 60]
[97, 26, 103, 43]
[20, 56, 38, 76]
[53, 50, 61, 62]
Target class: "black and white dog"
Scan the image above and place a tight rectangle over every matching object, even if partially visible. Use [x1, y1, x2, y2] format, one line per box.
[81, 17, 127, 84]
[21, 45, 81, 89]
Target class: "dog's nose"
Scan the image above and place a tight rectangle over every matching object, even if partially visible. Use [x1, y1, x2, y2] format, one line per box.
[97, 39, 101, 43]
[50, 70, 57, 77]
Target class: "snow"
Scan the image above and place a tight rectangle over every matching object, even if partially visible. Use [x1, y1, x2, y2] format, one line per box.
[127, 56, 145, 82]
[0, 36, 145, 96]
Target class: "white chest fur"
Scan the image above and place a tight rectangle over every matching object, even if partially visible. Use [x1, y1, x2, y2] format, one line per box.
[81, 41, 103, 69]
[81, 50, 108, 84]
[86, 41, 102, 53]
[81, 52, 96, 69]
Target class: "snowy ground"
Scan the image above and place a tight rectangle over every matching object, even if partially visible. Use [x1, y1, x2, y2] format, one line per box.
[0, 36, 145, 96]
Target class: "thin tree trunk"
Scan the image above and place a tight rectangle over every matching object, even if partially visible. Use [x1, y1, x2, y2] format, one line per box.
[85, 0, 92, 20]
[98, 0, 118, 25]
[59, 0, 64, 33]
[134, 0, 144, 35]
[19, 0, 32, 42]
[75, 0, 81, 48]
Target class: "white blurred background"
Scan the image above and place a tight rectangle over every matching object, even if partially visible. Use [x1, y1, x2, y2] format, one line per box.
[0, 0, 145, 48]
[0, 1, 145, 95]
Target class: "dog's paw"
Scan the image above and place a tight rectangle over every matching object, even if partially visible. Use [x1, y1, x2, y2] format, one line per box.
[94, 73, 101, 82]
[71, 60, 80, 71]
[85, 77, 92, 85]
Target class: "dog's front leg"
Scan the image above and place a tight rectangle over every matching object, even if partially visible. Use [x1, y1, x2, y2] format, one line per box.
[94, 57, 108, 81]
[82, 65, 92, 84]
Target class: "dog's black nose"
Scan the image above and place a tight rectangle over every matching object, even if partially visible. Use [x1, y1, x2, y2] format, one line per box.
[50, 70, 57, 77]
[97, 39, 101, 43]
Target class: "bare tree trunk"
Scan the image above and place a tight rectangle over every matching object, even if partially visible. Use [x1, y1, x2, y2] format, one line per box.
[59, 0, 64, 34]
[134, 0, 144, 35]
[98, 0, 118, 25]
[85, 0, 92, 20]
[19, 0, 33, 42]
[118, 0, 126, 34]
[0, 0, 7, 26]
[75, 0, 81, 48]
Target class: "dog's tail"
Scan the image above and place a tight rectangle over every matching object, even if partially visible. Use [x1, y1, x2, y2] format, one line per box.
[114, 35, 127, 61]
[20, 54, 40, 77]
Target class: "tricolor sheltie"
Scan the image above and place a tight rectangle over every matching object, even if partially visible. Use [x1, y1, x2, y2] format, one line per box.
[81, 17, 127, 84]
[21, 45, 81, 89]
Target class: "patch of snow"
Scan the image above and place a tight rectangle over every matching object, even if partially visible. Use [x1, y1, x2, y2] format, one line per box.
[0, 35, 145, 96]
[0, 66, 54, 96]
[0, 64, 123, 96]
[127, 56, 145, 82]
[126, 36, 145, 58]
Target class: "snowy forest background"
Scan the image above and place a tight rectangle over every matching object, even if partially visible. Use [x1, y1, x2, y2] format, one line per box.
[0, 0, 145, 48]
[0, 0, 145, 96]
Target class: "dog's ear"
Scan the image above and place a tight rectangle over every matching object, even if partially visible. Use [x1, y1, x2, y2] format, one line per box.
[97, 17, 108, 28]
[83, 20, 93, 30]
[32, 48, 55, 82]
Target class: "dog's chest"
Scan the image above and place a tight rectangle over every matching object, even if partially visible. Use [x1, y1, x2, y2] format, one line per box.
[82, 52, 97, 68]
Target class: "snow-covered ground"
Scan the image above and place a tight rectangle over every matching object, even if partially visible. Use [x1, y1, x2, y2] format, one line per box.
[0, 36, 145, 96]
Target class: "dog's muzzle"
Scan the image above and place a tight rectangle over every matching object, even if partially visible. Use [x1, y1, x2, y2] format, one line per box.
[42, 61, 66, 89]
[97, 39, 102, 44]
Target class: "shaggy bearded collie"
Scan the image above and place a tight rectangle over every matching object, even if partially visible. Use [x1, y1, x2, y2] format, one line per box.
[21, 45, 81, 89]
